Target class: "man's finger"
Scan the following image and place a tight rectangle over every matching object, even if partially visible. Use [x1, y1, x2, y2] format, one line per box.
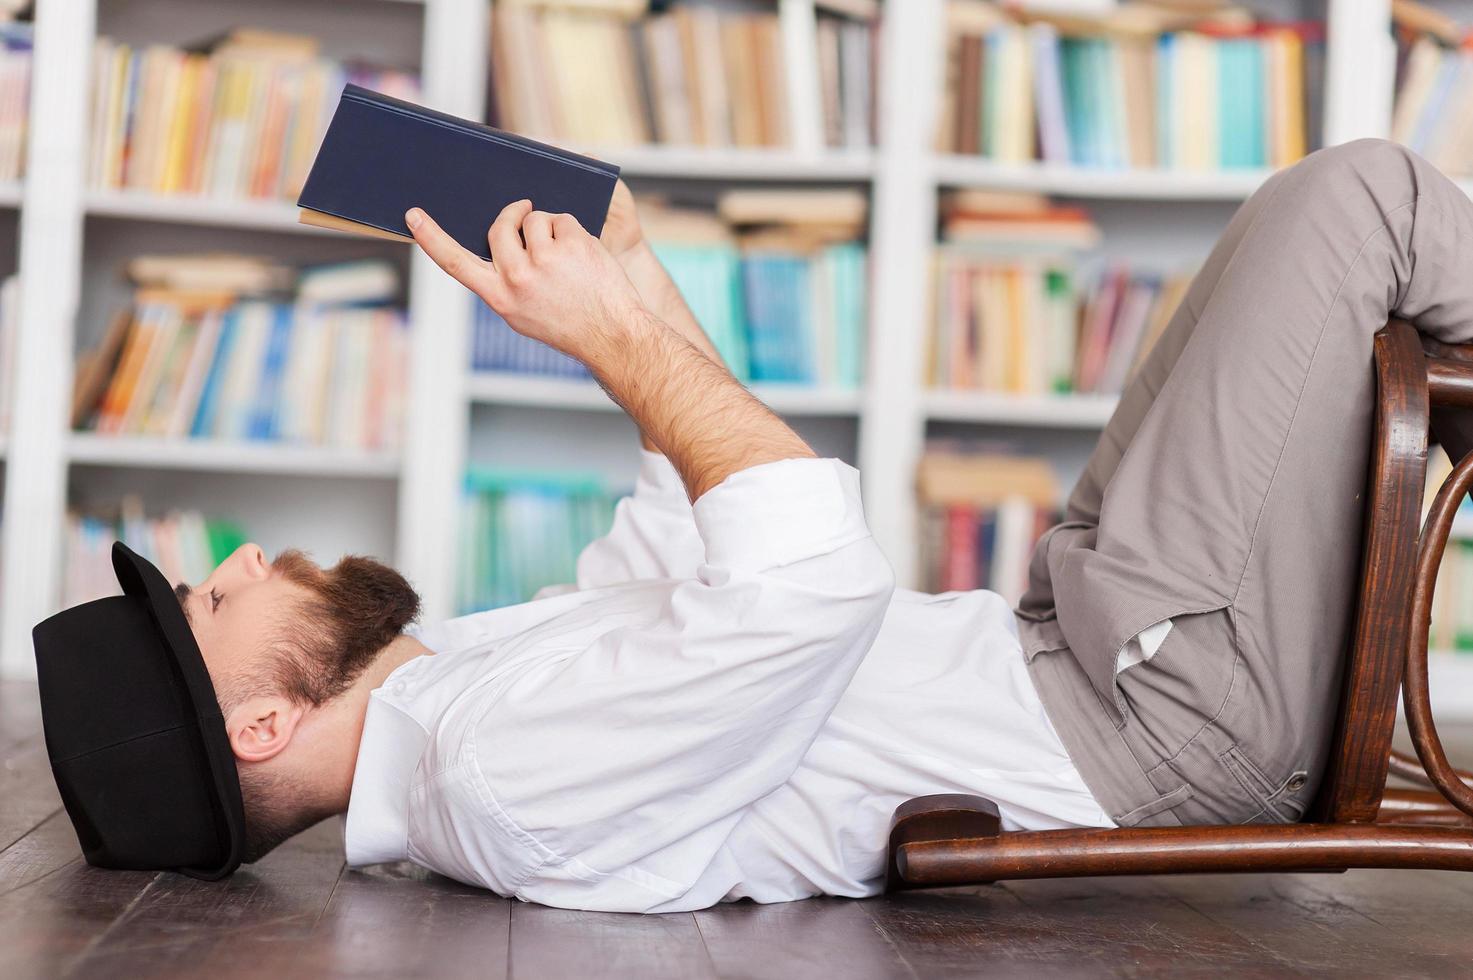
[524, 210, 554, 251]
[406, 207, 494, 293]
[551, 212, 587, 239]
[488, 199, 535, 275]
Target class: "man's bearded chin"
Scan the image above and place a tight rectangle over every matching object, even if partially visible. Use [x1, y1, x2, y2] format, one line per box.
[256, 550, 423, 709]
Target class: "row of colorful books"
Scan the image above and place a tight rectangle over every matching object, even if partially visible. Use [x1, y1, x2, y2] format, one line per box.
[0, 22, 31, 183]
[940, 7, 1322, 170]
[457, 470, 622, 613]
[916, 445, 1060, 606]
[87, 28, 419, 202]
[72, 257, 408, 450]
[1392, 36, 1473, 177]
[0, 275, 16, 433]
[63, 500, 248, 608]
[490, 3, 876, 150]
[472, 192, 869, 388]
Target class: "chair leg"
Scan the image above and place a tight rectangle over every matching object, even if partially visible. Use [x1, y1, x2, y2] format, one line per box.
[892, 824, 1473, 889]
[886, 794, 1000, 891]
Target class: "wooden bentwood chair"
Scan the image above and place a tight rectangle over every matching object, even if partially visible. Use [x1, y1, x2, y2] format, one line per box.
[886, 321, 1473, 892]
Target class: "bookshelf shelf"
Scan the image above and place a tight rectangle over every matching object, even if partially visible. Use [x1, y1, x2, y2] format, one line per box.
[83, 189, 342, 237]
[0, 181, 19, 209]
[467, 372, 864, 417]
[932, 155, 1273, 200]
[922, 390, 1119, 428]
[67, 433, 401, 479]
[601, 146, 876, 182]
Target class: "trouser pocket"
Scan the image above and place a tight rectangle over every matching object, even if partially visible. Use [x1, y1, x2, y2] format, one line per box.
[1218, 745, 1311, 825]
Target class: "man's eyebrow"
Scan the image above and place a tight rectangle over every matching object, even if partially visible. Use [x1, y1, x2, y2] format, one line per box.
[173, 582, 194, 627]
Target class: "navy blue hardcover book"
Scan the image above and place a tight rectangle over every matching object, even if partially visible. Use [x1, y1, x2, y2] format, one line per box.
[297, 84, 620, 258]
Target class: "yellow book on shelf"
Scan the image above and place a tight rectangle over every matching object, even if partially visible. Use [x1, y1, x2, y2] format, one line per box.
[1277, 32, 1306, 166]
[160, 56, 199, 193]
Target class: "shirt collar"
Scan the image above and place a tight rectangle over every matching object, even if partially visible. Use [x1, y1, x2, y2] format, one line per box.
[343, 685, 430, 867]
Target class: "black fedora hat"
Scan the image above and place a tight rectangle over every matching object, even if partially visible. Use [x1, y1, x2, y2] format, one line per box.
[32, 541, 245, 879]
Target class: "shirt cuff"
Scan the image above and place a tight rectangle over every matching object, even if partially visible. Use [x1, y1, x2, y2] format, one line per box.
[692, 457, 871, 571]
[635, 450, 688, 502]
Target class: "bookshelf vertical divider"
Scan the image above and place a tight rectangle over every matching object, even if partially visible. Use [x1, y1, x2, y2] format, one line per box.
[859, 0, 946, 586]
[0, 0, 95, 678]
[1324, 0, 1395, 145]
[396, 0, 487, 627]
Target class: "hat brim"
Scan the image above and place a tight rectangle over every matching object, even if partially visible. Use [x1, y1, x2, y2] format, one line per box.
[112, 542, 245, 879]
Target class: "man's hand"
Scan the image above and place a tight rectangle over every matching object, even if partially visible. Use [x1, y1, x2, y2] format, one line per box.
[408, 199, 815, 502]
[407, 201, 644, 364]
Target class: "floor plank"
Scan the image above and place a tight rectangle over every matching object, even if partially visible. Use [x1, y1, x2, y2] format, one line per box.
[0, 734, 63, 855]
[225, 862, 512, 979]
[0, 811, 159, 980]
[1154, 872, 1462, 978]
[693, 897, 916, 980]
[508, 903, 718, 980]
[65, 818, 347, 979]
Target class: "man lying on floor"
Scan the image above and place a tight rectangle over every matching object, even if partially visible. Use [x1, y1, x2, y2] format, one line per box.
[34, 138, 1473, 913]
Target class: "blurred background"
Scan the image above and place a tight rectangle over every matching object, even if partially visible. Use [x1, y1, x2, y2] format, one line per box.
[0, 0, 1470, 717]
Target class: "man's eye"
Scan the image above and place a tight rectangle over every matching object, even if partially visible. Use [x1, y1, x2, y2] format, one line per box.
[210, 589, 223, 612]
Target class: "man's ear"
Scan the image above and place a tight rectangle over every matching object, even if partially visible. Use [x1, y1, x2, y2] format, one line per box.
[224, 696, 306, 764]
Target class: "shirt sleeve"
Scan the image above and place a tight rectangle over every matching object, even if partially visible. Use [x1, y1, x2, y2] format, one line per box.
[572, 449, 706, 589]
[477, 457, 895, 912]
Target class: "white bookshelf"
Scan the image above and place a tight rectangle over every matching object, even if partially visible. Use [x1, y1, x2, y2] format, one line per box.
[83, 189, 334, 236]
[932, 157, 1273, 200]
[467, 372, 863, 417]
[66, 433, 401, 479]
[0, 0, 1446, 734]
[923, 390, 1119, 428]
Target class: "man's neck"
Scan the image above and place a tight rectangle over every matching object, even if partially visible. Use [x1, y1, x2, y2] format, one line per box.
[292, 633, 431, 816]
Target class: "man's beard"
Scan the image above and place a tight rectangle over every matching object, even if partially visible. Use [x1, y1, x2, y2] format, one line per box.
[263, 550, 422, 707]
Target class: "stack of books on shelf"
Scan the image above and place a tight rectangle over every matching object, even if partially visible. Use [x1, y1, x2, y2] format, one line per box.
[490, 0, 877, 150]
[87, 27, 419, 202]
[916, 444, 1060, 605]
[72, 256, 408, 451]
[472, 190, 869, 388]
[457, 470, 622, 613]
[1390, 1, 1473, 178]
[930, 191, 1187, 397]
[0, 21, 31, 184]
[0, 274, 16, 432]
[939, 0, 1322, 169]
[63, 498, 248, 608]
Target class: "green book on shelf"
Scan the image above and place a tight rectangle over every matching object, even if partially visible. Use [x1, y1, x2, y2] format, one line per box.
[1217, 38, 1264, 169]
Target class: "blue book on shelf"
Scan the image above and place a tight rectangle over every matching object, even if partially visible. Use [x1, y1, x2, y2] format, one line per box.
[1156, 34, 1176, 169]
[470, 299, 588, 377]
[653, 243, 751, 382]
[745, 255, 810, 384]
[1060, 39, 1089, 166]
[1031, 25, 1071, 165]
[1217, 39, 1264, 168]
[190, 306, 239, 438]
[1411, 55, 1460, 155]
[251, 304, 294, 439]
[830, 244, 867, 389]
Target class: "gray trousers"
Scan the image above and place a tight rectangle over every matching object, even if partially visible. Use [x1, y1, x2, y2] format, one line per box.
[1018, 139, 1473, 827]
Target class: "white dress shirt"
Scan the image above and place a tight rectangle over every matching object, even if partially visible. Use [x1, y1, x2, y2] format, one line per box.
[345, 453, 1113, 913]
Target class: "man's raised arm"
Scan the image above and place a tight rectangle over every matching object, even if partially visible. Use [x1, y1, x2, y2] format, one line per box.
[406, 200, 814, 502]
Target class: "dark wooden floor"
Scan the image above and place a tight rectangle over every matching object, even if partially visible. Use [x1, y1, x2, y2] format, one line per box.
[6, 680, 1473, 979]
